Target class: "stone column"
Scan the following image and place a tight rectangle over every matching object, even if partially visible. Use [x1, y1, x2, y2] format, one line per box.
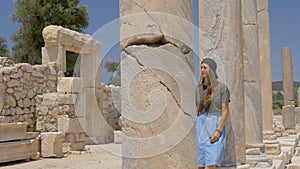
[199, 0, 245, 166]
[120, 0, 196, 168]
[298, 87, 300, 107]
[257, 0, 273, 133]
[282, 47, 295, 129]
[297, 87, 300, 107]
[242, 0, 272, 167]
[296, 87, 300, 124]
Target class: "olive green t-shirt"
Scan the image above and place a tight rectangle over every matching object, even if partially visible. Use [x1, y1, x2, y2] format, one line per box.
[195, 82, 230, 114]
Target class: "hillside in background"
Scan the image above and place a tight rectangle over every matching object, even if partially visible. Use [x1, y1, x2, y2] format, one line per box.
[272, 81, 300, 91]
[272, 81, 299, 109]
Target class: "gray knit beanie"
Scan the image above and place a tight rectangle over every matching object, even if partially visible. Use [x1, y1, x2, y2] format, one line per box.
[201, 58, 218, 79]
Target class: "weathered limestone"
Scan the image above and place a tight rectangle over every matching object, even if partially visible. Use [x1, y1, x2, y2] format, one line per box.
[42, 46, 66, 72]
[114, 130, 122, 144]
[97, 84, 121, 131]
[120, 0, 196, 168]
[40, 132, 65, 158]
[257, 0, 274, 134]
[0, 63, 57, 130]
[120, 0, 194, 52]
[35, 93, 77, 132]
[242, 0, 263, 147]
[42, 25, 108, 145]
[282, 47, 296, 130]
[282, 105, 296, 129]
[242, 0, 271, 166]
[199, 0, 245, 166]
[42, 25, 100, 54]
[282, 48, 295, 106]
[0, 71, 4, 113]
[83, 88, 114, 144]
[298, 87, 300, 108]
[0, 122, 39, 163]
[0, 139, 39, 163]
[58, 115, 85, 151]
[0, 122, 27, 142]
[264, 140, 281, 155]
[57, 77, 83, 94]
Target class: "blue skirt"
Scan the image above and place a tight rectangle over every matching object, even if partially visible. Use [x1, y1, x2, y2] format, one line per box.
[196, 112, 226, 167]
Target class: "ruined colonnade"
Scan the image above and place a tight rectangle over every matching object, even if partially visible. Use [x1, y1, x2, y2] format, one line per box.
[119, 0, 291, 168]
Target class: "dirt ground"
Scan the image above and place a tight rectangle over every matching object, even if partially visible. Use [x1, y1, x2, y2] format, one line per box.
[0, 144, 122, 169]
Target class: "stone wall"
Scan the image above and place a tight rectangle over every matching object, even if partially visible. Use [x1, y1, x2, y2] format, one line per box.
[35, 93, 76, 132]
[0, 58, 57, 131]
[0, 58, 121, 146]
[97, 84, 121, 131]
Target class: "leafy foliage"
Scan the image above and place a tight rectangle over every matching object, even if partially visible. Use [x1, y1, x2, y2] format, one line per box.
[272, 81, 299, 110]
[104, 61, 120, 86]
[0, 36, 10, 58]
[272, 91, 283, 110]
[11, 0, 89, 68]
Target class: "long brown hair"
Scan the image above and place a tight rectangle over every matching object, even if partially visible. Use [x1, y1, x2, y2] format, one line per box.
[203, 77, 212, 108]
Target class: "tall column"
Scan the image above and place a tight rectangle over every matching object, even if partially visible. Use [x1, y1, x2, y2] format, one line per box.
[257, 0, 273, 133]
[296, 87, 300, 125]
[120, 0, 197, 168]
[257, 0, 281, 156]
[242, 0, 272, 167]
[298, 87, 300, 107]
[199, 0, 246, 166]
[282, 47, 296, 129]
[282, 48, 294, 106]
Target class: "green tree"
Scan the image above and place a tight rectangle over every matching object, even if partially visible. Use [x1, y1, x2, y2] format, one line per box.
[0, 36, 10, 58]
[104, 61, 120, 86]
[272, 91, 283, 110]
[11, 0, 88, 67]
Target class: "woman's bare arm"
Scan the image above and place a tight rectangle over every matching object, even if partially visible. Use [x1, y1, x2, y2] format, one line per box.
[210, 100, 229, 143]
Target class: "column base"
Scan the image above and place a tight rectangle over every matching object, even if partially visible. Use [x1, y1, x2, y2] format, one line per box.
[264, 131, 278, 140]
[220, 164, 250, 169]
[264, 140, 281, 155]
[246, 148, 272, 168]
[246, 154, 273, 168]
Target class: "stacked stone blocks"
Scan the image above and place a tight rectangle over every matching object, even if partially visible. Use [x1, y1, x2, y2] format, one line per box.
[0, 60, 57, 131]
[0, 122, 39, 163]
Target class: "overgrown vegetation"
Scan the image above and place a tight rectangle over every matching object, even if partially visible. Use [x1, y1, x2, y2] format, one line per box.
[11, 0, 89, 76]
[272, 81, 299, 110]
[0, 36, 10, 58]
[104, 61, 120, 86]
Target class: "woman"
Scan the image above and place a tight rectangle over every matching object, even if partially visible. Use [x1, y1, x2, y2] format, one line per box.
[195, 58, 230, 169]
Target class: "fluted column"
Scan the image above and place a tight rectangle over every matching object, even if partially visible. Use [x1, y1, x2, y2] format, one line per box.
[120, 0, 197, 168]
[199, 0, 245, 166]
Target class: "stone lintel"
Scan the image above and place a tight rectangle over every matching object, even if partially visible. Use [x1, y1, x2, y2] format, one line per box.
[0, 122, 28, 142]
[42, 25, 100, 55]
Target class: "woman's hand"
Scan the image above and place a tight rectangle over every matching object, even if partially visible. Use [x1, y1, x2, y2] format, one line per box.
[210, 131, 221, 143]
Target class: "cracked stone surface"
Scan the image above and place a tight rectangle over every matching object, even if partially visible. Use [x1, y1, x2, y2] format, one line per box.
[121, 43, 197, 168]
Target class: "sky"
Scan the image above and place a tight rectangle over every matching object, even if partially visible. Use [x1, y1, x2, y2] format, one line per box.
[0, 0, 299, 83]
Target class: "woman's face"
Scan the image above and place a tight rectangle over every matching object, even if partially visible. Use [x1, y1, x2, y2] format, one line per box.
[200, 63, 209, 79]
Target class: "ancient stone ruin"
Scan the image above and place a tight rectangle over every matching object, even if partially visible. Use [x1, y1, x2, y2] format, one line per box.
[1, 0, 300, 168]
[0, 25, 121, 163]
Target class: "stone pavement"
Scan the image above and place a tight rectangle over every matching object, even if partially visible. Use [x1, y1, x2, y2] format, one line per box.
[1, 137, 300, 169]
